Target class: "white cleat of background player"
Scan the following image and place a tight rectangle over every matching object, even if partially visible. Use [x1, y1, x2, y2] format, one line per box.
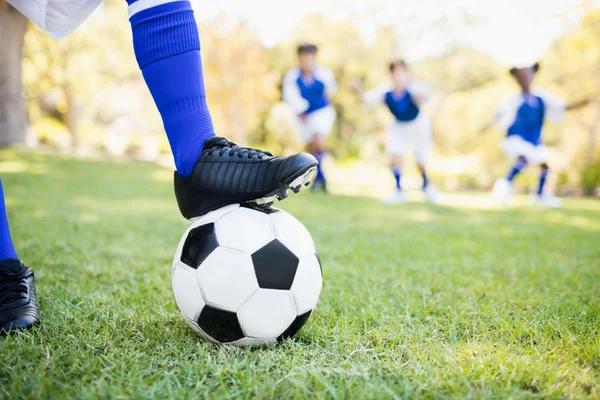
[535, 193, 562, 208]
[494, 178, 563, 208]
[493, 178, 513, 207]
[383, 190, 407, 205]
[424, 184, 443, 204]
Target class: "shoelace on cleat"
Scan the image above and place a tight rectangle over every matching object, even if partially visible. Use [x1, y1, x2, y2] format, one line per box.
[0, 269, 29, 305]
[204, 137, 273, 160]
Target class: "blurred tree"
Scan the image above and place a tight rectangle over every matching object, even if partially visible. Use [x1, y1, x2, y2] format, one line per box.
[0, 0, 28, 147]
[200, 19, 279, 144]
[545, 8, 600, 194]
[5, 1, 598, 194]
[22, 2, 147, 153]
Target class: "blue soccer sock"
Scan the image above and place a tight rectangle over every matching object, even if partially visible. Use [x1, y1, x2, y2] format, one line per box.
[421, 170, 429, 190]
[538, 167, 549, 196]
[391, 166, 401, 191]
[313, 152, 327, 183]
[128, 0, 215, 177]
[507, 158, 528, 182]
[0, 179, 18, 262]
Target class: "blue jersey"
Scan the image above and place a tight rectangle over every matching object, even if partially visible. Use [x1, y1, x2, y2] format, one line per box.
[507, 95, 546, 145]
[283, 66, 337, 116]
[494, 90, 566, 146]
[362, 81, 430, 123]
[384, 90, 420, 122]
[296, 75, 329, 114]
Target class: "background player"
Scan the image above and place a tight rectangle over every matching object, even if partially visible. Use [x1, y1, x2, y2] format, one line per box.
[283, 44, 338, 193]
[483, 63, 589, 208]
[0, 0, 318, 333]
[353, 59, 442, 204]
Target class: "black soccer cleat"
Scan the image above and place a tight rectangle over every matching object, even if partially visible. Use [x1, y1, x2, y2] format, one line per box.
[0, 259, 40, 333]
[174, 137, 318, 219]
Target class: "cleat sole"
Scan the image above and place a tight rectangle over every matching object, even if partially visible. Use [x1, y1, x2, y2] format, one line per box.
[252, 167, 317, 207]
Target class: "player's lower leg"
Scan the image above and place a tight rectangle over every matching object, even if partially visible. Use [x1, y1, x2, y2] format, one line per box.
[128, 0, 214, 177]
[0, 181, 17, 263]
[419, 166, 429, 190]
[312, 152, 327, 192]
[0, 179, 40, 333]
[494, 156, 528, 206]
[126, 0, 317, 218]
[392, 166, 402, 191]
[308, 136, 328, 193]
[536, 164, 561, 208]
[507, 156, 528, 183]
[537, 164, 549, 196]
[419, 164, 441, 204]
[384, 158, 406, 204]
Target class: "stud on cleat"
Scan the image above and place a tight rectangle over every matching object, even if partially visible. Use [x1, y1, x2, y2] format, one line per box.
[254, 196, 276, 207]
[249, 166, 316, 207]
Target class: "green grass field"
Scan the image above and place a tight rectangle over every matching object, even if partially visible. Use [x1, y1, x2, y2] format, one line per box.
[1, 150, 599, 399]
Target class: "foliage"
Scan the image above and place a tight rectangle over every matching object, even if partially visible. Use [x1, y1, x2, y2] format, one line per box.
[582, 153, 600, 195]
[1, 150, 599, 398]
[17, 4, 600, 194]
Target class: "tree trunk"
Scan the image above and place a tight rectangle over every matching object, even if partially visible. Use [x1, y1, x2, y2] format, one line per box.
[0, 1, 28, 147]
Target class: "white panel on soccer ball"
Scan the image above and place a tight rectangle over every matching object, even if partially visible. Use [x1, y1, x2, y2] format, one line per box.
[271, 210, 316, 258]
[172, 262, 205, 321]
[197, 247, 259, 312]
[290, 255, 323, 315]
[173, 204, 239, 270]
[230, 337, 277, 348]
[215, 207, 275, 254]
[183, 316, 218, 344]
[238, 289, 297, 339]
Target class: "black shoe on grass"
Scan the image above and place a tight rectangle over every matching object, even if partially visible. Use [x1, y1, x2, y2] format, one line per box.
[174, 137, 318, 219]
[0, 259, 40, 333]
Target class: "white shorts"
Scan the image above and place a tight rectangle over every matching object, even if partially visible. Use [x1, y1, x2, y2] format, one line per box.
[501, 136, 547, 164]
[386, 113, 432, 165]
[295, 106, 336, 144]
[8, 0, 102, 38]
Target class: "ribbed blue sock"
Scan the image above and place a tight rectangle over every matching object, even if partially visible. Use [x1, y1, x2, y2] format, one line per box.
[128, 0, 215, 177]
[391, 167, 401, 191]
[538, 168, 549, 196]
[0, 179, 18, 262]
[507, 158, 528, 182]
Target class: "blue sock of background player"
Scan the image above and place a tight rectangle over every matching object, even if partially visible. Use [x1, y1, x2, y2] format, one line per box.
[507, 156, 528, 182]
[538, 164, 549, 196]
[312, 151, 327, 188]
[419, 166, 429, 190]
[391, 166, 402, 191]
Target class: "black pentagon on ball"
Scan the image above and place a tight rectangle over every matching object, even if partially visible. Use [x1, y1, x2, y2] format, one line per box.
[277, 311, 313, 341]
[252, 239, 299, 290]
[197, 306, 245, 343]
[181, 223, 219, 269]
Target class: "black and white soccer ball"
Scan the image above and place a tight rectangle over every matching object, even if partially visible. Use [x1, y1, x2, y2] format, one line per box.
[172, 204, 322, 347]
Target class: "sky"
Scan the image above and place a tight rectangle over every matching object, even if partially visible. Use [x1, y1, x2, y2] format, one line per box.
[192, 0, 594, 65]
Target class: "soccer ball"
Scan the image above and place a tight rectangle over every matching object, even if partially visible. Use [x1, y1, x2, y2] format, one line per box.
[172, 204, 322, 347]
